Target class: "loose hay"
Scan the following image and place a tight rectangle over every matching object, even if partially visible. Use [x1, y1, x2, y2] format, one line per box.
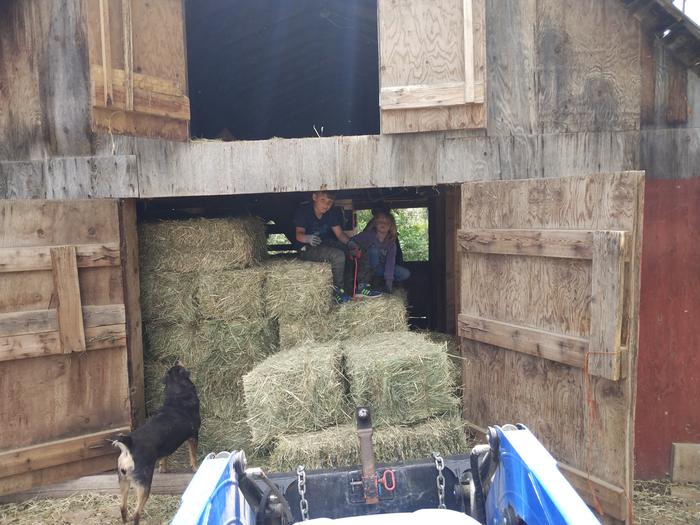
[265, 260, 333, 319]
[196, 268, 267, 321]
[345, 332, 459, 426]
[0, 492, 180, 525]
[139, 217, 267, 273]
[277, 294, 409, 350]
[634, 480, 700, 525]
[243, 342, 351, 448]
[140, 271, 198, 325]
[268, 417, 468, 472]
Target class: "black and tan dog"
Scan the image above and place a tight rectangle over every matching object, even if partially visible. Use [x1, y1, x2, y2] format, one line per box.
[113, 363, 201, 524]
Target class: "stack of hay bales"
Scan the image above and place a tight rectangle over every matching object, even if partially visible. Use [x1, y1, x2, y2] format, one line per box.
[244, 332, 467, 471]
[140, 217, 274, 462]
[265, 258, 409, 350]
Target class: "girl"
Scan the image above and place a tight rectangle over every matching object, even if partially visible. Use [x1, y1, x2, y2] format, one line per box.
[352, 211, 410, 294]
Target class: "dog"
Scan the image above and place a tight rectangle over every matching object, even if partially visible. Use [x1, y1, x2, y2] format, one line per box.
[113, 363, 201, 524]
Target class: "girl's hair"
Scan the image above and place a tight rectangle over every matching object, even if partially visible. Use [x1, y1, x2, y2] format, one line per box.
[372, 211, 397, 242]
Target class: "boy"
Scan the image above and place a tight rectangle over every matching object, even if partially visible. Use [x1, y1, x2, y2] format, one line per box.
[295, 191, 381, 301]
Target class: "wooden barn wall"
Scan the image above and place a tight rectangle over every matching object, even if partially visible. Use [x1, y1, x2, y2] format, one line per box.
[0, 0, 93, 161]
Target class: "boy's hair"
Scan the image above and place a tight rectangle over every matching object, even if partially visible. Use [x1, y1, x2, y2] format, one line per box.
[313, 190, 336, 199]
[370, 211, 398, 242]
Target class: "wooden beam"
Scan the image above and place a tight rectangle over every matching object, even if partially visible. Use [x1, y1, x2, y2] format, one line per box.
[458, 228, 595, 259]
[558, 463, 628, 521]
[51, 246, 86, 354]
[0, 243, 120, 273]
[98, 0, 113, 106]
[0, 304, 125, 338]
[463, 0, 475, 103]
[380, 82, 467, 110]
[0, 324, 126, 362]
[671, 443, 700, 482]
[119, 200, 145, 426]
[122, 0, 134, 111]
[0, 427, 128, 479]
[0, 472, 193, 503]
[588, 231, 629, 380]
[458, 314, 588, 368]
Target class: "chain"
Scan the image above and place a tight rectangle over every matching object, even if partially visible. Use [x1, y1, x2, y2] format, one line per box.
[433, 453, 446, 509]
[297, 465, 309, 521]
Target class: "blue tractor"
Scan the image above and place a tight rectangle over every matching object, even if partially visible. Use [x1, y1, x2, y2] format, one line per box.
[171, 407, 601, 525]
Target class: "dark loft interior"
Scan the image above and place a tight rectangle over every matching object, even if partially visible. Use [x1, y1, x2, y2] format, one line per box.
[185, 0, 380, 141]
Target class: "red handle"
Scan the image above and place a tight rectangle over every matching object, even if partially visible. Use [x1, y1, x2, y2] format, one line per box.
[379, 469, 396, 492]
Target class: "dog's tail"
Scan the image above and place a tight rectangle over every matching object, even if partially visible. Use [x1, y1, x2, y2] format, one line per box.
[112, 434, 135, 477]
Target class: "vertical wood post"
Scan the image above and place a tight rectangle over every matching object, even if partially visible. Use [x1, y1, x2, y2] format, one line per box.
[50, 246, 86, 353]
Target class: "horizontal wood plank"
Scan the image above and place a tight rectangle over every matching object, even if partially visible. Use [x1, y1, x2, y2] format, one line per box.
[0, 323, 126, 362]
[380, 82, 468, 110]
[458, 228, 594, 259]
[0, 243, 120, 273]
[92, 67, 190, 121]
[558, 463, 628, 521]
[0, 305, 126, 338]
[0, 472, 193, 503]
[0, 427, 129, 479]
[458, 314, 588, 368]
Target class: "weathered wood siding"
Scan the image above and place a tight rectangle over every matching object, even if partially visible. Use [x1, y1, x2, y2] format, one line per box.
[0, 0, 93, 161]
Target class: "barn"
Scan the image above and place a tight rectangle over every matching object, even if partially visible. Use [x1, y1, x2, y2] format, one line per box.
[0, 0, 699, 523]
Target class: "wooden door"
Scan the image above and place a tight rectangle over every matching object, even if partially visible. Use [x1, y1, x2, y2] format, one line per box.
[457, 172, 644, 524]
[377, 0, 486, 134]
[86, 0, 190, 141]
[0, 200, 143, 495]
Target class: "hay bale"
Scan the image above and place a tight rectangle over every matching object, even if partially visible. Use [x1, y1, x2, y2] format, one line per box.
[139, 217, 267, 273]
[143, 323, 200, 365]
[277, 294, 408, 350]
[332, 294, 408, 339]
[345, 332, 459, 426]
[265, 260, 333, 319]
[243, 342, 351, 448]
[196, 268, 267, 321]
[140, 271, 198, 324]
[268, 417, 468, 472]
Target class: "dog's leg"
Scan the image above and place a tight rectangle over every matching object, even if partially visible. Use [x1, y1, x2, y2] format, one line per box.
[187, 437, 198, 471]
[133, 483, 151, 525]
[118, 473, 130, 523]
[159, 456, 169, 474]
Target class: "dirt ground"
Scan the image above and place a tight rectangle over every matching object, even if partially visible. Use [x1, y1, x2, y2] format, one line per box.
[0, 480, 698, 524]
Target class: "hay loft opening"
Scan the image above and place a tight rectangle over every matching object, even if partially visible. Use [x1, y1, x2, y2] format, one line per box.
[185, 0, 380, 141]
[137, 186, 455, 331]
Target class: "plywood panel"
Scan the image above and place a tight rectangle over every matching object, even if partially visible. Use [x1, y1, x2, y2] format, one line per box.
[459, 172, 644, 524]
[536, 0, 641, 133]
[378, 0, 486, 133]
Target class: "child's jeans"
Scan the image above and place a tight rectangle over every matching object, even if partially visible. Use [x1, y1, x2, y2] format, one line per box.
[368, 246, 411, 281]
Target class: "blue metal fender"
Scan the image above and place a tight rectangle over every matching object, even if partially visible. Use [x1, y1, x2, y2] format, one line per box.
[485, 426, 601, 525]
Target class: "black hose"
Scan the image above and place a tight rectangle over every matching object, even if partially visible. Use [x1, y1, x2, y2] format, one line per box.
[470, 444, 491, 524]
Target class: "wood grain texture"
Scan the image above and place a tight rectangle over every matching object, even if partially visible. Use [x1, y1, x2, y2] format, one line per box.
[0, 244, 120, 273]
[0, 200, 131, 496]
[458, 314, 588, 368]
[536, 0, 641, 133]
[459, 172, 644, 524]
[118, 200, 145, 425]
[640, 128, 700, 180]
[559, 463, 628, 521]
[0, 0, 93, 160]
[378, 0, 485, 133]
[50, 247, 86, 354]
[486, 0, 538, 135]
[588, 231, 628, 380]
[458, 228, 594, 259]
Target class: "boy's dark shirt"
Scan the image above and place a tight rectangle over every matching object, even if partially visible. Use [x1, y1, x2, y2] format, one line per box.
[293, 203, 343, 248]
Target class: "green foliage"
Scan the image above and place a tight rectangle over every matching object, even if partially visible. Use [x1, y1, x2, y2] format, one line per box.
[356, 208, 429, 262]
